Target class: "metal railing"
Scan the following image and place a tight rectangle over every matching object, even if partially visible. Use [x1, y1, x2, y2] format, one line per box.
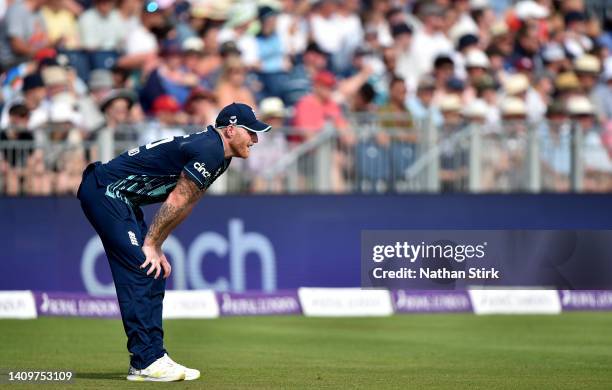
[0, 116, 611, 195]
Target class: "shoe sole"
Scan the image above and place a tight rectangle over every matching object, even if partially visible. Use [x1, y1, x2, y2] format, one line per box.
[185, 372, 201, 381]
[126, 372, 186, 382]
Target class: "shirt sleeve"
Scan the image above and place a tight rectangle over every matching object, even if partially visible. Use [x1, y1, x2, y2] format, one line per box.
[180, 137, 224, 191]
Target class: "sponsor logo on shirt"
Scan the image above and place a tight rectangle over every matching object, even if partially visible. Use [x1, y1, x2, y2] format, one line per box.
[193, 162, 212, 179]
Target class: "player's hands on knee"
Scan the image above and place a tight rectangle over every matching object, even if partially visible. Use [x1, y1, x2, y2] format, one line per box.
[141, 245, 170, 279]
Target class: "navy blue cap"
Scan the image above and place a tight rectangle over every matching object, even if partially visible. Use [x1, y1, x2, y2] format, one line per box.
[215, 102, 271, 133]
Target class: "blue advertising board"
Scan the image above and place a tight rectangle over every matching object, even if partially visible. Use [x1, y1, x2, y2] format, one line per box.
[2, 194, 612, 295]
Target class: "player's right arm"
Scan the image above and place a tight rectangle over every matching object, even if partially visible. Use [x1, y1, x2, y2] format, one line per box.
[140, 172, 203, 279]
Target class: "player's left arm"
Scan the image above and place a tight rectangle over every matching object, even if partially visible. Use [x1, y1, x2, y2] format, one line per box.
[141, 172, 203, 278]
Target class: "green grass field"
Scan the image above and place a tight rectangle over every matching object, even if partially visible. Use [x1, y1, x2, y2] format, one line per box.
[1, 313, 611, 389]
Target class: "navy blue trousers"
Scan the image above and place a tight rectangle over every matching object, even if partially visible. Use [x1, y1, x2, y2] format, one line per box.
[77, 163, 166, 369]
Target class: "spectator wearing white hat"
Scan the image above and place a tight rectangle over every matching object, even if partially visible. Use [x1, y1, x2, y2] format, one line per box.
[248, 97, 288, 192]
[573, 54, 602, 103]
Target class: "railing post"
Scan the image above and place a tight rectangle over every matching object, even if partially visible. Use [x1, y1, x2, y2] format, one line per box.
[97, 127, 114, 163]
[314, 125, 333, 192]
[526, 122, 541, 192]
[425, 115, 440, 192]
[570, 120, 584, 192]
[468, 123, 482, 192]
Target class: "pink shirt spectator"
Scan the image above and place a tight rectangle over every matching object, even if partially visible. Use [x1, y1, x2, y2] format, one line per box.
[293, 94, 347, 132]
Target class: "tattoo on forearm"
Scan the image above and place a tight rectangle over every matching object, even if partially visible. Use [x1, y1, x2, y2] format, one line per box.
[145, 173, 201, 245]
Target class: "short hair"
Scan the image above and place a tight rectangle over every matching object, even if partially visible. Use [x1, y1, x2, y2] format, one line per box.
[389, 77, 405, 89]
[9, 103, 29, 118]
[358, 83, 376, 103]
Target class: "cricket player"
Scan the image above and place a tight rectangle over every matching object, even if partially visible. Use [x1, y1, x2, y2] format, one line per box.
[77, 103, 270, 381]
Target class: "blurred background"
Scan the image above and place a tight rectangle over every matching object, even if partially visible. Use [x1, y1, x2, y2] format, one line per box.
[0, 0, 611, 195]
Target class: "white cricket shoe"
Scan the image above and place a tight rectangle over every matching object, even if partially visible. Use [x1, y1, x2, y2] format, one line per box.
[126, 356, 186, 382]
[162, 353, 201, 381]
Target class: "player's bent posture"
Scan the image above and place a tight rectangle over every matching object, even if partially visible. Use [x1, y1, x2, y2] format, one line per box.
[77, 103, 270, 382]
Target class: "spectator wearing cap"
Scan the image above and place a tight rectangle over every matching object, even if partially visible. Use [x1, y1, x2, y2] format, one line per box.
[563, 11, 593, 59]
[452, 33, 479, 80]
[283, 42, 328, 106]
[78, 0, 124, 51]
[0, 0, 49, 70]
[408, 4, 453, 88]
[40, 0, 80, 49]
[97, 88, 137, 162]
[247, 97, 289, 192]
[0, 73, 48, 130]
[184, 87, 218, 127]
[407, 75, 443, 128]
[215, 56, 256, 109]
[254, 6, 290, 100]
[139, 94, 186, 145]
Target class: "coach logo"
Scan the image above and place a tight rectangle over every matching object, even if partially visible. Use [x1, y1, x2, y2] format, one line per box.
[193, 162, 211, 179]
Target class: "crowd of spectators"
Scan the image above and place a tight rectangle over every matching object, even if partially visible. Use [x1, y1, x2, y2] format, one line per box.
[0, 0, 611, 194]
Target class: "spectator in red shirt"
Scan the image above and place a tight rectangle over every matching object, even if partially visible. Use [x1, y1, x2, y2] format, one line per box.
[292, 70, 349, 141]
[292, 70, 354, 192]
